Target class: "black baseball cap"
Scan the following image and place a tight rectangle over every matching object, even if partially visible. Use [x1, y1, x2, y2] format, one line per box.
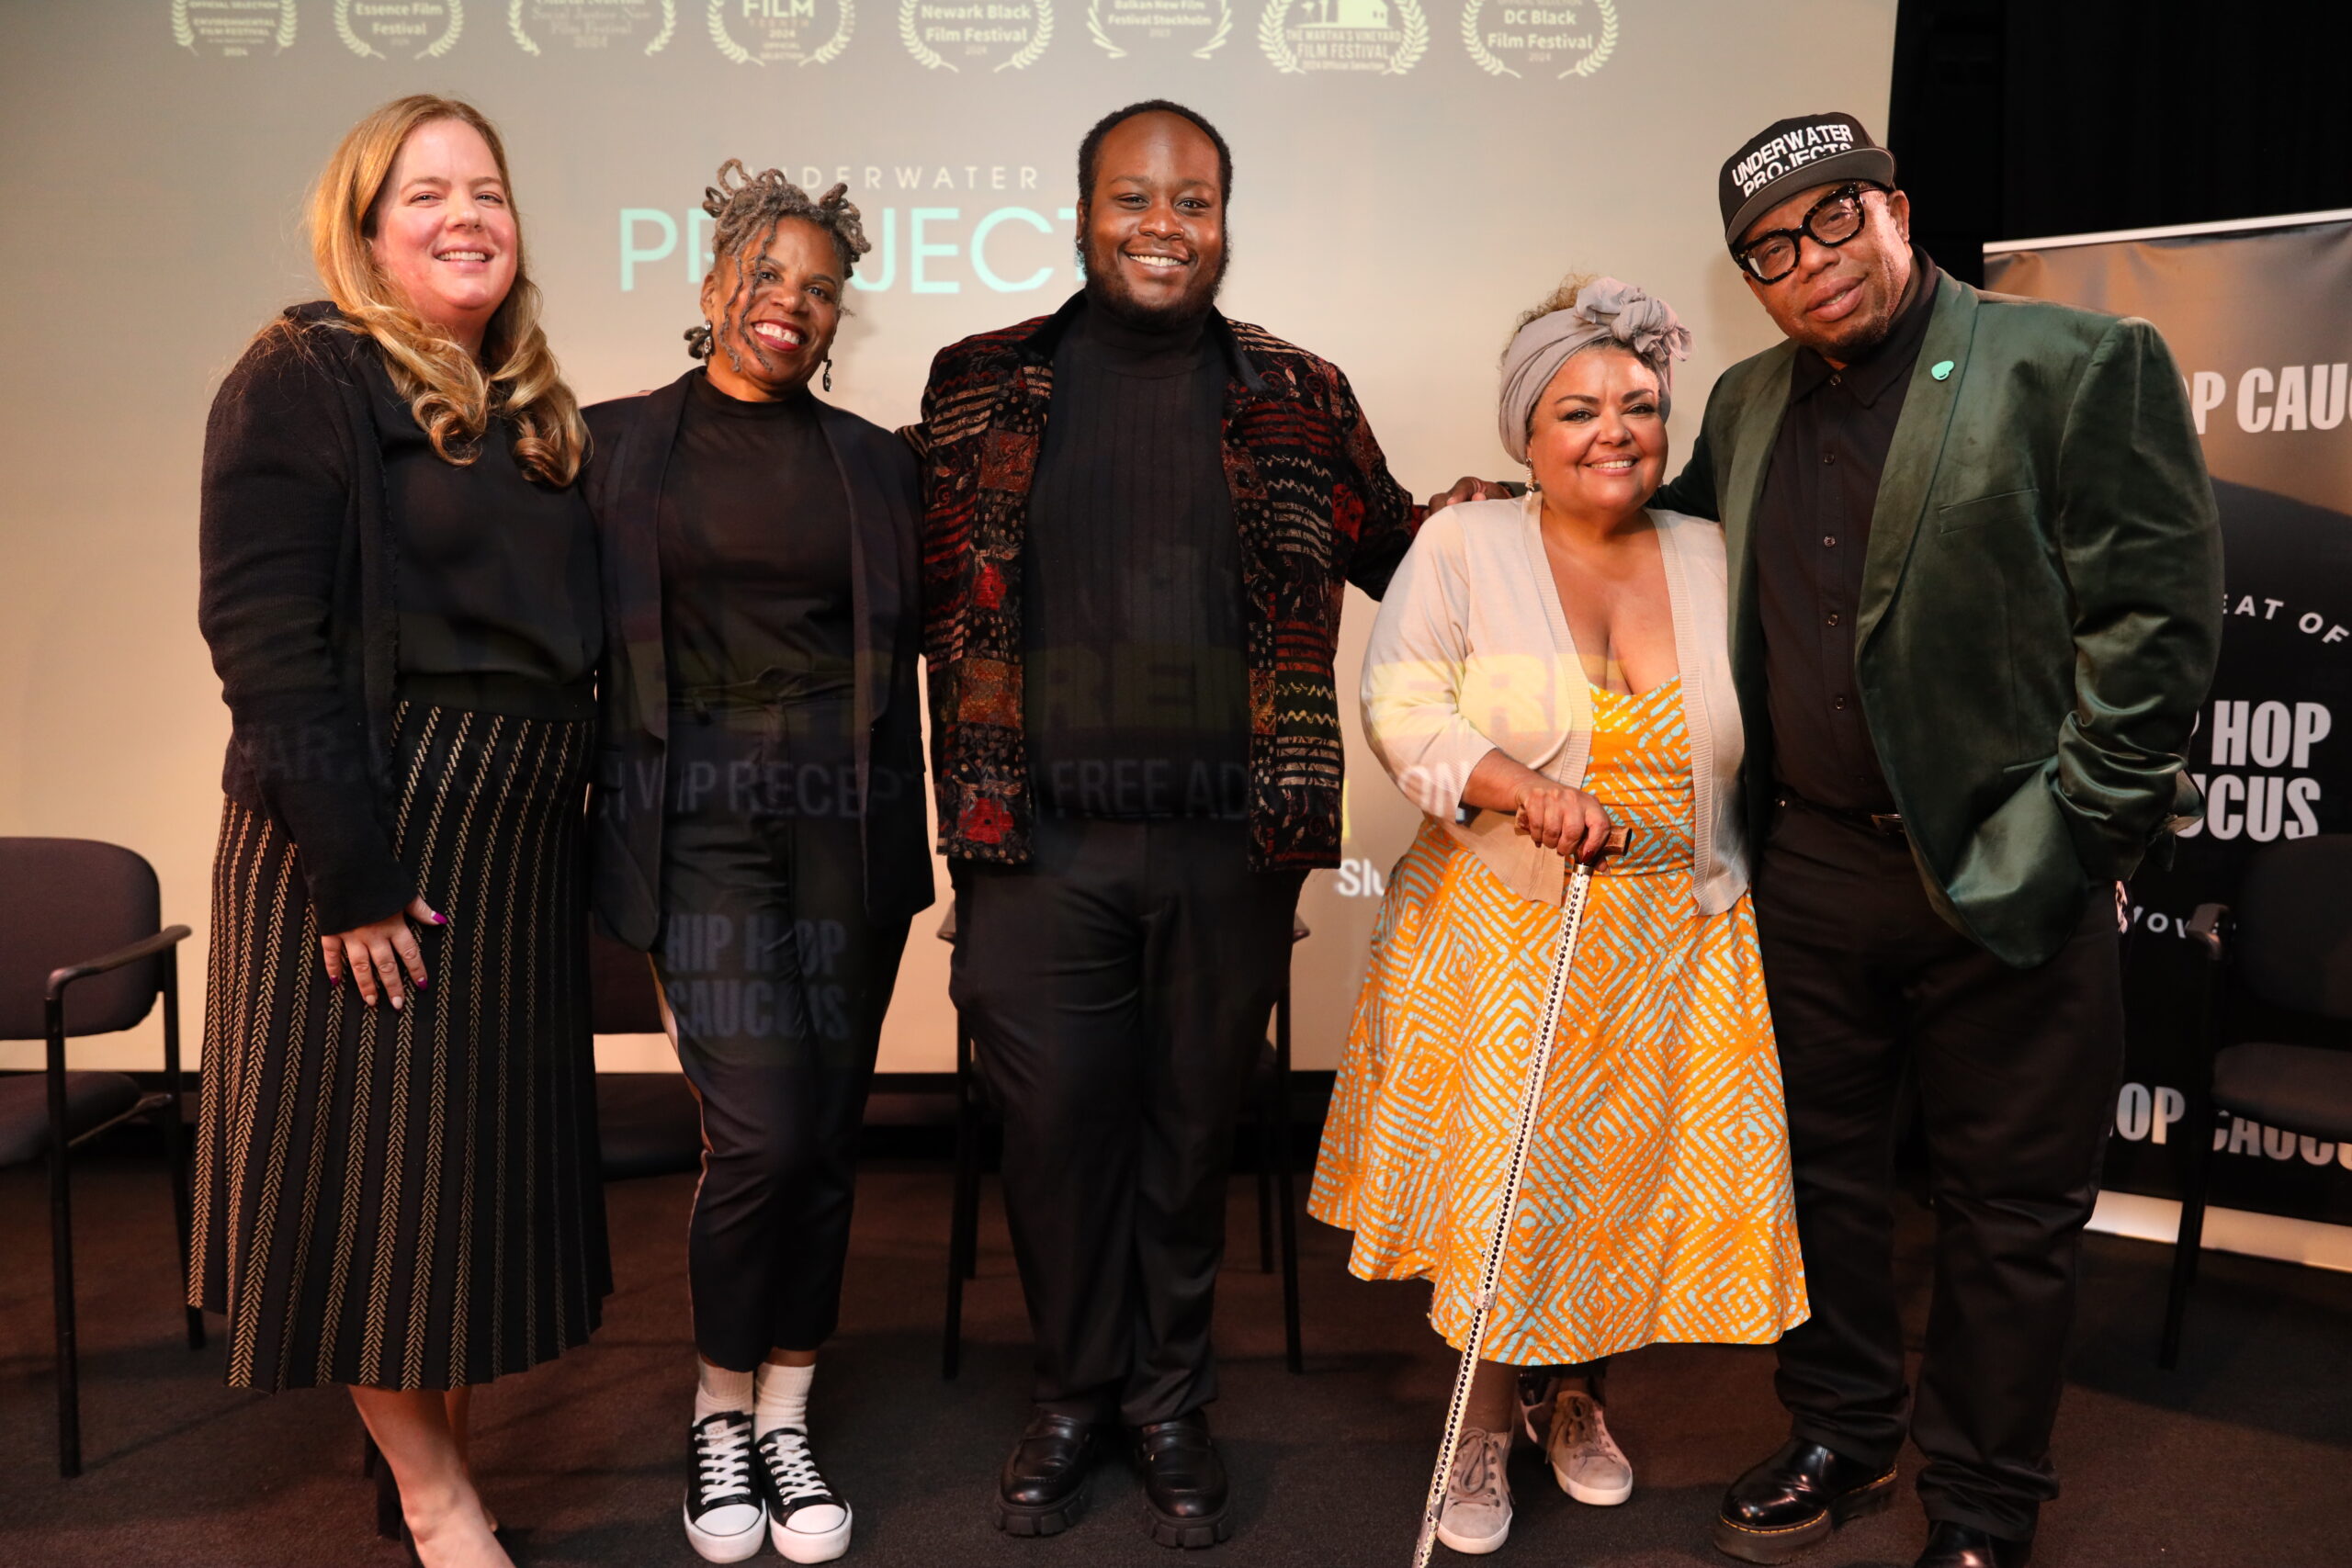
[1719, 112, 1897, 251]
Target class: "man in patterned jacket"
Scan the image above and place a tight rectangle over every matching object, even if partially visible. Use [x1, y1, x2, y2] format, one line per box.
[913, 99, 1494, 1547]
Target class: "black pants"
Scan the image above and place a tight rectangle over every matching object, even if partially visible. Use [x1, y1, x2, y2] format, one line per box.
[953, 816, 1303, 1427]
[1755, 802, 2122, 1541]
[654, 700, 910, 1372]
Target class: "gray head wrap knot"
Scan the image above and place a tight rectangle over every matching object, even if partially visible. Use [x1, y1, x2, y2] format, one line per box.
[1497, 277, 1693, 465]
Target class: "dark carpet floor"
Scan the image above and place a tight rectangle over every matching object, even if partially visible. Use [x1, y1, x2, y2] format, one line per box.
[3, 1143, 2346, 1568]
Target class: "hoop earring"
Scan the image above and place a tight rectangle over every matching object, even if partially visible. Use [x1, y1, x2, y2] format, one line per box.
[821, 358, 833, 393]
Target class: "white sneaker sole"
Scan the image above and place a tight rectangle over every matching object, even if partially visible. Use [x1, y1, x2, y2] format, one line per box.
[773, 1502, 853, 1563]
[1555, 1462, 1634, 1506]
[1434, 1516, 1511, 1555]
[684, 1503, 769, 1564]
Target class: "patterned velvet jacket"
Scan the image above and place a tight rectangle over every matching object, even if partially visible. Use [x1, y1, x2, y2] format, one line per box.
[913, 293, 1419, 870]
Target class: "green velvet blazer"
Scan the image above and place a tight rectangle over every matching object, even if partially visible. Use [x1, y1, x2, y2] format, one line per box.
[1653, 271, 2223, 968]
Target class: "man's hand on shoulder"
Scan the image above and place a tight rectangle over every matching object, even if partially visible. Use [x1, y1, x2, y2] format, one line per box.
[1424, 476, 1519, 514]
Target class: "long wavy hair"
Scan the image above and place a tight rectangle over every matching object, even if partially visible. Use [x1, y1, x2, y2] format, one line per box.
[296, 95, 584, 485]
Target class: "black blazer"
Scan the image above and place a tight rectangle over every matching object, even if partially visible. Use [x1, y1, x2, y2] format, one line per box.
[583, 372, 934, 951]
[198, 304, 413, 932]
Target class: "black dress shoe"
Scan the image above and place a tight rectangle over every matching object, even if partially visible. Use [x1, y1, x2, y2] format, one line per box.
[1713, 1437, 1899, 1563]
[996, 1410, 1102, 1537]
[1915, 1520, 2033, 1568]
[1133, 1412, 1232, 1549]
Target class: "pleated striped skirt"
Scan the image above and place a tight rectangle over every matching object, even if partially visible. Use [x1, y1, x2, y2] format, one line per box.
[192, 691, 611, 1392]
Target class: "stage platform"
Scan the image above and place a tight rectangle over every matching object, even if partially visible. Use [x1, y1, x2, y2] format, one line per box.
[4, 1141, 2346, 1567]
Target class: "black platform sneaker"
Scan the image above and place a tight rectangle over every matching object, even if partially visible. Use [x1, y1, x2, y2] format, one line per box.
[684, 1411, 767, 1563]
[757, 1425, 853, 1563]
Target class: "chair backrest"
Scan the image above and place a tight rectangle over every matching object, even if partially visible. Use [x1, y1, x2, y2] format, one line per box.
[589, 926, 667, 1035]
[0, 838, 164, 1041]
[2236, 834, 2352, 1021]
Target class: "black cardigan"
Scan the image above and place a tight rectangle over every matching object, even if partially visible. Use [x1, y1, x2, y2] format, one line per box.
[583, 371, 934, 951]
[197, 304, 418, 932]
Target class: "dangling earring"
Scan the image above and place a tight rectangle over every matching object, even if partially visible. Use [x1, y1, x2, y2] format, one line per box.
[821, 358, 833, 393]
[1524, 462, 1540, 495]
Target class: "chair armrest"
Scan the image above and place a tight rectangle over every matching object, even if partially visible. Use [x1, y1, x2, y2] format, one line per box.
[2184, 904, 2228, 962]
[47, 925, 193, 1001]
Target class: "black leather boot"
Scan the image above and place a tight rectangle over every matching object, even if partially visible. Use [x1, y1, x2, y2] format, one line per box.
[995, 1410, 1101, 1537]
[1133, 1412, 1231, 1549]
[1915, 1520, 2033, 1568]
[1713, 1436, 1900, 1563]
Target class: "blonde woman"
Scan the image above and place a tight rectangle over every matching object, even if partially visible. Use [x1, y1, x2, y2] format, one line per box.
[193, 96, 605, 1568]
[1310, 278, 1807, 1555]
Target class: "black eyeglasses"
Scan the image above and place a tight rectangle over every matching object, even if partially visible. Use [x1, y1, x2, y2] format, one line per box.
[1732, 183, 1884, 284]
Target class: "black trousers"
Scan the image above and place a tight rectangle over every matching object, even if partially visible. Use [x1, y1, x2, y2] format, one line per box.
[953, 816, 1303, 1427]
[654, 700, 910, 1372]
[1754, 801, 2122, 1540]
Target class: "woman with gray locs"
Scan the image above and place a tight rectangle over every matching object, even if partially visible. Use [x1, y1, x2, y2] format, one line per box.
[195, 95, 607, 1568]
[582, 161, 931, 1565]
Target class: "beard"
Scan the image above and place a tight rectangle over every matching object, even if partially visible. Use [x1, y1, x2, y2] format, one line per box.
[1080, 230, 1229, 331]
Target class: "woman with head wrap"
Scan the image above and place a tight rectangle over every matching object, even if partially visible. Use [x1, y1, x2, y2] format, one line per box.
[582, 162, 931, 1563]
[1310, 278, 1807, 1555]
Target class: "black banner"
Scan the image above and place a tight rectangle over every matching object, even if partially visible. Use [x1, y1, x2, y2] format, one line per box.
[1988, 217, 2352, 1224]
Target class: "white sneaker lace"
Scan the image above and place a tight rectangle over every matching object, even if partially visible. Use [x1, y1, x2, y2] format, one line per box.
[758, 1427, 839, 1509]
[692, 1414, 757, 1506]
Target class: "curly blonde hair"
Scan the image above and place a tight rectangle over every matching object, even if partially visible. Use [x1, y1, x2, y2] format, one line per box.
[686, 160, 872, 363]
[1507, 271, 1600, 350]
[296, 95, 584, 485]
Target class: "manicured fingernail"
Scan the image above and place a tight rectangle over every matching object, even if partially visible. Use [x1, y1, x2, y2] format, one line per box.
[416, 977, 428, 991]
[431, 913, 450, 926]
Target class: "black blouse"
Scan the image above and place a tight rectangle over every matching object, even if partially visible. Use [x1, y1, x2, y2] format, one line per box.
[368, 362, 601, 688]
[657, 372, 856, 694]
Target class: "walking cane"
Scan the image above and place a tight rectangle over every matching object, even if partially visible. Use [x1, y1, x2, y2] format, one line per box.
[1408, 823, 1624, 1568]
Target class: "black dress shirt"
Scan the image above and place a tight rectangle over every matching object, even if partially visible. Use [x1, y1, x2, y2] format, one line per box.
[1756, 250, 1940, 814]
[1022, 299, 1251, 820]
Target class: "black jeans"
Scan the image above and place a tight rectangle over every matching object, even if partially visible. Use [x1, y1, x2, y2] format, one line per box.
[654, 698, 910, 1371]
[1755, 801, 2122, 1540]
[953, 816, 1303, 1427]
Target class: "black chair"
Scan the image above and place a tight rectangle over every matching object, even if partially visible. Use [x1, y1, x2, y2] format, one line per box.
[2161, 834, 2352, 1368]
[0, 838, 199, 1478]
[941, 908, 1309, 1379]
[589, 927, 705, 1181]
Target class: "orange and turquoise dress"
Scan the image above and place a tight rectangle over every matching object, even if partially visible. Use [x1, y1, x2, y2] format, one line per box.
[1309, 677, 1808, 1364]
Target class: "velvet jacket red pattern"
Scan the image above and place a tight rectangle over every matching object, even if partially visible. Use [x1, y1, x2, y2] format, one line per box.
[914, 295, 1419, 870]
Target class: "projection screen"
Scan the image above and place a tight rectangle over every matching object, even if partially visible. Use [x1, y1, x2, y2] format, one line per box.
[0, 1, 1894, 1072]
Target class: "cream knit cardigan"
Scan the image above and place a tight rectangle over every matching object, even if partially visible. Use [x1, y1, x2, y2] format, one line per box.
[1360, 493, 1749, 913]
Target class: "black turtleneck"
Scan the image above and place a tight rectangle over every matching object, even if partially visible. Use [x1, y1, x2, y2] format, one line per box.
[1023, 296, 1250, 820]
[658, 370, 856, 694]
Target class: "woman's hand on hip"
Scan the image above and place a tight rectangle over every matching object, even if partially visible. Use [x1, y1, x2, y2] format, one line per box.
[321, 896, 446, 1010]
[1512, 780, 1615, 863]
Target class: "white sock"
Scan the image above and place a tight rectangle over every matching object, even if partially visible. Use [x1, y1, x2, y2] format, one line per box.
[756, 1361, 847, 1537]
[695, 1358, 755, 1424]
[753, 1360, 814, 1439]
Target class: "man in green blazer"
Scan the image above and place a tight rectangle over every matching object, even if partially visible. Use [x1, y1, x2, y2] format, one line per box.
[1651, 115, 2222, 1568]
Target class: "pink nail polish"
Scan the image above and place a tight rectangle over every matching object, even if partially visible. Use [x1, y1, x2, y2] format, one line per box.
[432, 913, 450, 926]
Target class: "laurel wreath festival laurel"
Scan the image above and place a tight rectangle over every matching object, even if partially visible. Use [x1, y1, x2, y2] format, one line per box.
[899, 0, 953, 68]
[511, 1, 677, 56]
[1562, 0, 1612, 77]
[1256, 0, 1298, 73]
[1261, 0, 1423, 75]
[1193, 0, 1231, 57]
[175, 0, 299, 51]
[996, 0, 1053, 70]
[338, 0, 463, 59]
[1084, 0, 1125, 56]
[1459, 0, 1513, 76]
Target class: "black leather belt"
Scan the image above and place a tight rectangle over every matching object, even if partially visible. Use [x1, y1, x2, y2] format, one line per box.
[1776, 789, 1906, 838]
